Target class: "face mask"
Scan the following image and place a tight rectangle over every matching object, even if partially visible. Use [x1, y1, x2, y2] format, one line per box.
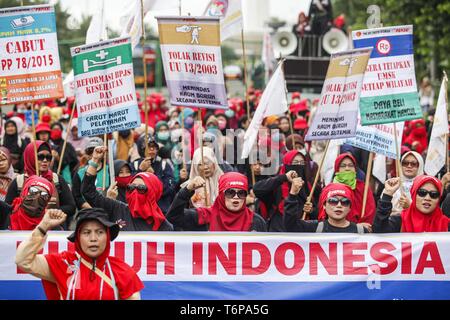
[157, 131, 170, 141]
[333, 171, 357, 189]
[42, 114, 51, 123]
[207, 125, 219, 131]
[184, 117, 194, 129]
[50, 129, 62, 141]
[285, 164, 305, 178]
[218, 120, 227, 130]
[115, 176, 132, 188]
[293, 98, 300, 104]
[21, 194, 48, 217]
[272, 132, 280, 142]
[225, 110, 235, 118]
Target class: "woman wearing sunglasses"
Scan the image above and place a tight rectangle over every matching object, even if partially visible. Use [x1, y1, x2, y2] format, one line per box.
[5, 141, 76, 229]
[373, 175, 449, 232]
[167, 172, 266, 231]
[389, 151, 424, 215]
[0, 175, 56, 230]
[285, 178, 368, 233]
[317, 153, 376, 227]
[81, 146, 173, 231]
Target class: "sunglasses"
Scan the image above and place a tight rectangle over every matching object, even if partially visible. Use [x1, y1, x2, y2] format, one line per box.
[401, 160, 419, 168]
[327, 197, 351, 207]
[37, 153, 52, 161]
[417, 188, 440, 199]
[127, 184, 148, 194]
[28, 186, 50, 200]
[224, 189, 247, 199]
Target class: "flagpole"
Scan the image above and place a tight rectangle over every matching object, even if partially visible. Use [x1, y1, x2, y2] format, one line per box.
[102, 133, 108, 192]
[31, 103, 39, 176]
[393, 122, 404, 193]
[302, 139, 330, 220]
[57, 103, 77, 174]
[361, 152, 374, 218]
[141, 0, 149, 158]
[241, 29, 252, 120]
[198, 110, 209, 206]
[444, 71, 449, 173]
[241, 29, 257, 187]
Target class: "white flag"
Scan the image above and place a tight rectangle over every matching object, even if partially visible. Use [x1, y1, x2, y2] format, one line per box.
[425, 76, 449, 176]
[64, 0, 108, 98]
[205, 0, 243, 41]
[120, 0, 157, 50]
[373, 154, 387, 184]
[241, 63, 287, 159]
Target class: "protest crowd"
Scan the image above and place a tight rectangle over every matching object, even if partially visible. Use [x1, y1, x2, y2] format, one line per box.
[1, 0, 449, 301]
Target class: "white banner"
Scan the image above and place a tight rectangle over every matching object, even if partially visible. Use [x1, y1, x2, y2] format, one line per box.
[1, 232, 449, 299]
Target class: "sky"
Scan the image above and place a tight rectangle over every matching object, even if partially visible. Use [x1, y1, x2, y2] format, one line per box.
[57, 0, 312, 34]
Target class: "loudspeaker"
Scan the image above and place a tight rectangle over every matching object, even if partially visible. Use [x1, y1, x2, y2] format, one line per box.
[322, 28, 349, 54]
[283, 56, 330, 92]
[272, 31, 298, 58]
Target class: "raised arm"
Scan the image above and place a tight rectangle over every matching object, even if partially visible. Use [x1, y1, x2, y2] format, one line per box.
[15, 209, 66, 282]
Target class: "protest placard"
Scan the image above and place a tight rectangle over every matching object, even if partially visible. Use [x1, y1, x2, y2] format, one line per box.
[71, 37, 140, 137]
[353, 25, 422, 125]
[0, 5, 63, 104]
[156, 16, 228, 110]
[305, 47, 372, 141]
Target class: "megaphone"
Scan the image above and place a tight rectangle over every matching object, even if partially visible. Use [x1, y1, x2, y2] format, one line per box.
[322, 28, 349, 54]
[272, 31, 298, 58]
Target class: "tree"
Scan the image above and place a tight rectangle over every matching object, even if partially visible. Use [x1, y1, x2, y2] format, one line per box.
[332, 0, 450, 86]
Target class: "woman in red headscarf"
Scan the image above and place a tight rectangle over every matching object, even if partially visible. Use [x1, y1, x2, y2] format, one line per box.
[318, 153, 376, 226]
[15, 208, 144, 300]
[167, 172, 266, 231]
[403, 119, 428, 155]
[285, 179, 368, 233]
[81, 146, 173, 231]
[253, 150, 320, 232]
[5, 141, 76, 228]
[373, 175, 450, 232]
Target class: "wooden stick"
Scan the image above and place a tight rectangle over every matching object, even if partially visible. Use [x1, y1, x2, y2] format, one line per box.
[445, 71, 449, 173]
[181, 109, 186, 170]
[198, 110, 210, 206]
[361, 152, 374, 219]
[57, 104, 76, 174]
[141, 0, 149, 158]
[102, 133, 107, 191]
[241, 29, 251, 120]
[31, 103, 39, 176]
[302, 139, 330, 219]
[393, 122, 404, 192]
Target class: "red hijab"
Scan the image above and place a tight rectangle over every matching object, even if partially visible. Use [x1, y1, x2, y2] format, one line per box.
[23, 141, 54, 182]
[197, 172, 254, 231]
[44, 226, 144, 300]
[317, 183, 355, 220]
[278, 150, 302, 214]
[125, 172, 166, 230]
[320, 153, 376, 224]
[9, 175, 54, 230]
[401, 175, 449, 232]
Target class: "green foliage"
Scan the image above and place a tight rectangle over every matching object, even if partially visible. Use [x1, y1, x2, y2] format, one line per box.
[332, 0, 450, 84]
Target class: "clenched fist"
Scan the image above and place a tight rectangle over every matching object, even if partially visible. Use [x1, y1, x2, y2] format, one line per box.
[187, 176, 206, 191]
